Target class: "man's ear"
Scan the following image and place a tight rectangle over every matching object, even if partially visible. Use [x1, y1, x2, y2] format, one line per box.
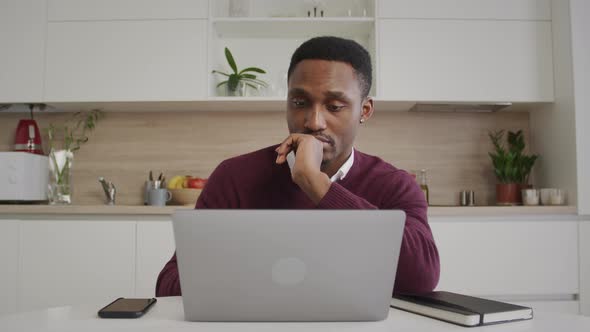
[360, 97, 374, 123]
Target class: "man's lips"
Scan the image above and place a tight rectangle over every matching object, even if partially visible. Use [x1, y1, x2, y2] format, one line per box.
[313, 135, 334, 145]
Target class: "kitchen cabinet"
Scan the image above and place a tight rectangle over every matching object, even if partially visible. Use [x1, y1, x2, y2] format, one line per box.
[136, 221, 175, 297]
[430, 218, 579, 297]
[44, 20, 208, 102]
[0, 221, 19, 315]
[581, 220, 590, 315]
[377, 0, 550, 20]
[0, 0, 46, 103]
[377, 19, 554, 102]
[48, 0, 208, 21]
[18, 220, 135, 312]
[0, 210, 581, 314]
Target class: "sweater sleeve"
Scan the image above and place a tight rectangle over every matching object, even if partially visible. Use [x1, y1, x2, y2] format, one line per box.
[155, 253, 181, 297]
[155, 161, 236, 297]
[317, 172, 440, 294]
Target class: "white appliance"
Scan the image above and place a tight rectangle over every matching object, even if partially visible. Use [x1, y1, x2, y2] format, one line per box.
[0, 152, 48, 201]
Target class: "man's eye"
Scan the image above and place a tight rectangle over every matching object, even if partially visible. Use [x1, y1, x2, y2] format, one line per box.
[326, 104, 344, 112]
[291, 99, 306, 107]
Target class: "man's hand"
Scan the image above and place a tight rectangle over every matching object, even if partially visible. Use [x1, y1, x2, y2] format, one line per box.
[275, 134, 331, 204]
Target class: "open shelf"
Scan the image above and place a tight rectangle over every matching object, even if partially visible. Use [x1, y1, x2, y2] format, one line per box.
[44, 99, 416, 112]
[212, 17, 374, 38]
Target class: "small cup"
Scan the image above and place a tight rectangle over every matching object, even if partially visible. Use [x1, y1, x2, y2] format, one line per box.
[147, 188, 172, 206]
[549, 189, 565, 205]
[540, 188, 554, 205]
[521, 189, 540, 206]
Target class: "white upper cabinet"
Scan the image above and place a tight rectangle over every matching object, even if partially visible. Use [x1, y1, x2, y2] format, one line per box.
[48, 0, 208, 20]
[45, 20, 208, 102]
[378, 19, 554, 102]
[0, 0, 46, 103]
[377, 0, 550, 20]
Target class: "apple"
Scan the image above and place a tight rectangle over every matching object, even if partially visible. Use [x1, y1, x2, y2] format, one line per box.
[182, 175, 193, 189]
[187, 177, 207, 189]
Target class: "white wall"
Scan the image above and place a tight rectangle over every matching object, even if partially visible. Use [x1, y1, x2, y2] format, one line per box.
[529, 0, 577, 207]
[571, 0, 590, 216]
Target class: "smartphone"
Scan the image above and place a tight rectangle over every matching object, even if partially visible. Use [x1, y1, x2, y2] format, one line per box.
[98, 297, 157, 318]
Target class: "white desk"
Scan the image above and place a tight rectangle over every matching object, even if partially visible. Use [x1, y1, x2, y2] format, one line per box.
[1, 297, 589, 332]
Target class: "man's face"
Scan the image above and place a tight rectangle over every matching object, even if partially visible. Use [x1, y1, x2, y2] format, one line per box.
[286, 59, 371, 173]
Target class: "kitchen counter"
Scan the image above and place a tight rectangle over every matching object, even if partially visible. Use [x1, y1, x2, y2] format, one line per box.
[0, 204, 577, 217]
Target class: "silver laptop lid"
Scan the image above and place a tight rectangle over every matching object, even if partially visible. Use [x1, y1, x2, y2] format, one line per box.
[172, 209, 406, 322]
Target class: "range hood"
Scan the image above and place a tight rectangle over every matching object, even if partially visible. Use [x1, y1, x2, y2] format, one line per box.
[409, 102, 512, 113]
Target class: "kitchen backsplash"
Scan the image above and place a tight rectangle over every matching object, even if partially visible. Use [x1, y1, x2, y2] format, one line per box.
[0, 110, 530, 206]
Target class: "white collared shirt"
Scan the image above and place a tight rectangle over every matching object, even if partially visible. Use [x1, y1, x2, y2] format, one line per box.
[286, 149, 355, 182]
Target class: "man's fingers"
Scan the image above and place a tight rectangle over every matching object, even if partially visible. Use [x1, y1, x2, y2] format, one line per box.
[275, 134, 314, 164]
[276, 136, 294, 164]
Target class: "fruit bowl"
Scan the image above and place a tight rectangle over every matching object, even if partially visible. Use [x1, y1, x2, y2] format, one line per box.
[170, 188, 202, 206]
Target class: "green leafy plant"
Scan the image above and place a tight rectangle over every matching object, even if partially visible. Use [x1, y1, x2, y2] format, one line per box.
[212, 47, 267, 94]
[488, 130, 538, 184]
[47, 109, 103, 152]
[46, 109, 104, 191]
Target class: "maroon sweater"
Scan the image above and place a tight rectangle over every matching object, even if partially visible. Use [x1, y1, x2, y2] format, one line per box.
[156, 145, 440, 297]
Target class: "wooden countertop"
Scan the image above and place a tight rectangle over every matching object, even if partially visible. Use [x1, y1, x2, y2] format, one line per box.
[0, 204, 578, 217]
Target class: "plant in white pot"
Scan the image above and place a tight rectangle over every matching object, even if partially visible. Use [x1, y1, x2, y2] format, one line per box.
[212, 47, 268, 96]
[46, 109, 103, 204]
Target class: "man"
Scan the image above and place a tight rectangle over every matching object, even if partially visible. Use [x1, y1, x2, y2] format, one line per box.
[156, 36, 440, 296]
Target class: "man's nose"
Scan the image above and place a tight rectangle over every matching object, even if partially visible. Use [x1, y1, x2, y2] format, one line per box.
[304, 105, 327, 132]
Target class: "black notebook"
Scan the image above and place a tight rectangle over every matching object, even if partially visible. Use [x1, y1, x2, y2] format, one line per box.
[391, 291, 533, 327]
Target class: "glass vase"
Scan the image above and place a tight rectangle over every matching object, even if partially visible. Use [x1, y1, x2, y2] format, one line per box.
[47, 149, 74, 205]
[226, 80, 247, 96]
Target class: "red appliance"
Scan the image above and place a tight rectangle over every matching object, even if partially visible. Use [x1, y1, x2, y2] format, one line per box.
[14, 105, 44, 155]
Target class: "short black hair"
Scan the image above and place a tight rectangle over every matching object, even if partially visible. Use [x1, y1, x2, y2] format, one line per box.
[287, 36, 372, 99]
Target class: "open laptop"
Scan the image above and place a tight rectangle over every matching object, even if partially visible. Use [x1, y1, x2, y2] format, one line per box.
[172, 209, 406, 322]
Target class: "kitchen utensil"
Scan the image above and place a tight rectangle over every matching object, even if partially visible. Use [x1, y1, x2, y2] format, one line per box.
[459, 191, 468, 206]
[459, 190, 475, 206]
[144, 180, 154, 205]
[522, 189, 539, 206]
[0, 152, 48, 201]
[549, 189, 565, 205]
[540, 188, 555, 205]
[98, 177, 116, 205]
[14, 105, 43, 155]
[147, 188, 172, 206]
[467, 191, 475, 206]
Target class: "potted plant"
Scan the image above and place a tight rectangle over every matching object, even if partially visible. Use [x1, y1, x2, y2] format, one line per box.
[488, 130, 539, 205]
[46, 109, 103, 205]
[212, 47, 268, 96]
